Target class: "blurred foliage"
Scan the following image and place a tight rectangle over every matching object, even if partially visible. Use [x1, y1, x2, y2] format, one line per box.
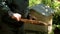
[29, 0, 41, 7]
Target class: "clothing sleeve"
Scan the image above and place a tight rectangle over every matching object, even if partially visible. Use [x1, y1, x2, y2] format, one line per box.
[5, 0, 29, 18]
[0, 1, 15, 17]
[0, 1, 23, 27]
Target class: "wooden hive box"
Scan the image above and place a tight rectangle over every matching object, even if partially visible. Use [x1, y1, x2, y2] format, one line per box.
[24, 4, 54, 34]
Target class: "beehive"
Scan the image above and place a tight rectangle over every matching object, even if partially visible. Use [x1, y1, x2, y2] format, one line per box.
[24, 4, 54, 34]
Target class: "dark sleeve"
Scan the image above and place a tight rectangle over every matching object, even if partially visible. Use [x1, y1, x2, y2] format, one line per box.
[9, 0, 29, 18]
[5, 0, 29, 18]
[0, 1, 8, 15]
[5, 0, 12, 4]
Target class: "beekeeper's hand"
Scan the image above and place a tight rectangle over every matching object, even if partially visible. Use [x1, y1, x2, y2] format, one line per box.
[11, 13, 21, 21]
